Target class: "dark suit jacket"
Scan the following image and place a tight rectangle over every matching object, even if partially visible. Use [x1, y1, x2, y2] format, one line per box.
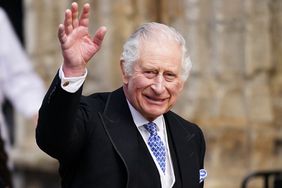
[36, 74, 206, 188]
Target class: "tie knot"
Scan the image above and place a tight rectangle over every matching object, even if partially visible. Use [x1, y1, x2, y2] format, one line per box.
[144, 122, 157, 135]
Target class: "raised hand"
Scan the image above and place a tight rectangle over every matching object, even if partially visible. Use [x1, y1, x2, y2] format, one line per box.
[58, 2, 107, 77]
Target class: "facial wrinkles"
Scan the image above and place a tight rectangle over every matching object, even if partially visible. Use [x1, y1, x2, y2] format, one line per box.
[123, 38, 185, 119]
[135, 60, 181, 96]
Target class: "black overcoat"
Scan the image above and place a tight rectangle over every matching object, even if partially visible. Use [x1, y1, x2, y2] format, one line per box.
[36, 73, 206, 188]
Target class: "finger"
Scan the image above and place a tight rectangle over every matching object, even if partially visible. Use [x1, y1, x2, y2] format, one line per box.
[64, 9, 73, 35]
[71, 2, 79, 28]
[79, 3, 90, 27]
[93, 26, 107, 48]
[58, 24, 67, 44]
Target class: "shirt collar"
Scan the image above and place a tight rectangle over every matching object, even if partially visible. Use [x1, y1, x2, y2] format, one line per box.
[126, 100, 164, 131]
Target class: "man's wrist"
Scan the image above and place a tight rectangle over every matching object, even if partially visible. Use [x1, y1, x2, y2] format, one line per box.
[59, 65, 87, 93]
[62, 64, 86, 77]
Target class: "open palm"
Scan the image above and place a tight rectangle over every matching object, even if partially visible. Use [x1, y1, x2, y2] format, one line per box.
[58, 3, 106, 76]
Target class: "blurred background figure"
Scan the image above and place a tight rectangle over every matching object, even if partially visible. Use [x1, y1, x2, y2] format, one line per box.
[0, 4, 45, 188]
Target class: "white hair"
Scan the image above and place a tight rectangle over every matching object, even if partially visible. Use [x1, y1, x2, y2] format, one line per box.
[121, 22, 192, 81]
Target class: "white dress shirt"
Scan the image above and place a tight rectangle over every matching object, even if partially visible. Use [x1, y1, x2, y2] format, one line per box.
[59, 67, 176, 188]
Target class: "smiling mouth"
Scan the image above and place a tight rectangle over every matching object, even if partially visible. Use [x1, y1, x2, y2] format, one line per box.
[144, 95, 167, 104]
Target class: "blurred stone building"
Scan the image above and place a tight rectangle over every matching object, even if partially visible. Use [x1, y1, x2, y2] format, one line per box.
[10, 0, 282, 187]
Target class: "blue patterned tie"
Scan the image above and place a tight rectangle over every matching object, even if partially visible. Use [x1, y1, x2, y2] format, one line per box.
[144, 122, 166, 173]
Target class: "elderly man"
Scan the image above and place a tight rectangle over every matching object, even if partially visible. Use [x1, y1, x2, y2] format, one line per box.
[36, 2, 206, 188]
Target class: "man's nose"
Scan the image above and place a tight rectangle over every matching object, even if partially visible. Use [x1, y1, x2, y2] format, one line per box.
[151, 75, 166, 94]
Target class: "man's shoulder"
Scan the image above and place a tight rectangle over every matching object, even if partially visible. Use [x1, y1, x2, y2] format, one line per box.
[166, 110, 191, 124]
[81, 91, 110, 111]
[166, 111, 202, 133]
[80, 87, 124, 112]
[87, 91, 111, 101]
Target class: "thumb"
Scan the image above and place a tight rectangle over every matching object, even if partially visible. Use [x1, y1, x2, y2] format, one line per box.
[58, 24, 67, 44]
[93, 26, 107, 48]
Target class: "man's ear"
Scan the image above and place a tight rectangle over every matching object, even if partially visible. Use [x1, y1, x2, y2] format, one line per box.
[120, 60, 129, 84]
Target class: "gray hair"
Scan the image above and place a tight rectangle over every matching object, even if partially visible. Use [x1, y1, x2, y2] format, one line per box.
[121, 22, 192, 81]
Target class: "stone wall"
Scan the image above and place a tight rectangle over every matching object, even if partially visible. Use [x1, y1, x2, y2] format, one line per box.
[13, 0, 282, 187]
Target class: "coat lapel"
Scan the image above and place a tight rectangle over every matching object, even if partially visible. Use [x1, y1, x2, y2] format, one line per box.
[165, 112, 200, 188]
[100, 88, 160, 187]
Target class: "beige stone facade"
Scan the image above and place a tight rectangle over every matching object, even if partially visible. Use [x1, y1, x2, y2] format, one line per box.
[12, 0, 282, 187]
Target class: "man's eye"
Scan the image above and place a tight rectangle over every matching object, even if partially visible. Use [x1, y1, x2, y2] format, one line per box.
[164, 73, 176, 81]
[144, 71, 157, 78]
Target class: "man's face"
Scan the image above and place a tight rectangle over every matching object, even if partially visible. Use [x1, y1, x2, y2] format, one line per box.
[121, 39, 185, 121]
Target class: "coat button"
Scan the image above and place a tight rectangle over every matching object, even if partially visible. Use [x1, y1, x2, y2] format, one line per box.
[63, 81, 69, 87]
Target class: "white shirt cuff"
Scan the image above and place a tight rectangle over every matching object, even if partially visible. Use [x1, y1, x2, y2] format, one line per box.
[58, 65, 87, 93]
